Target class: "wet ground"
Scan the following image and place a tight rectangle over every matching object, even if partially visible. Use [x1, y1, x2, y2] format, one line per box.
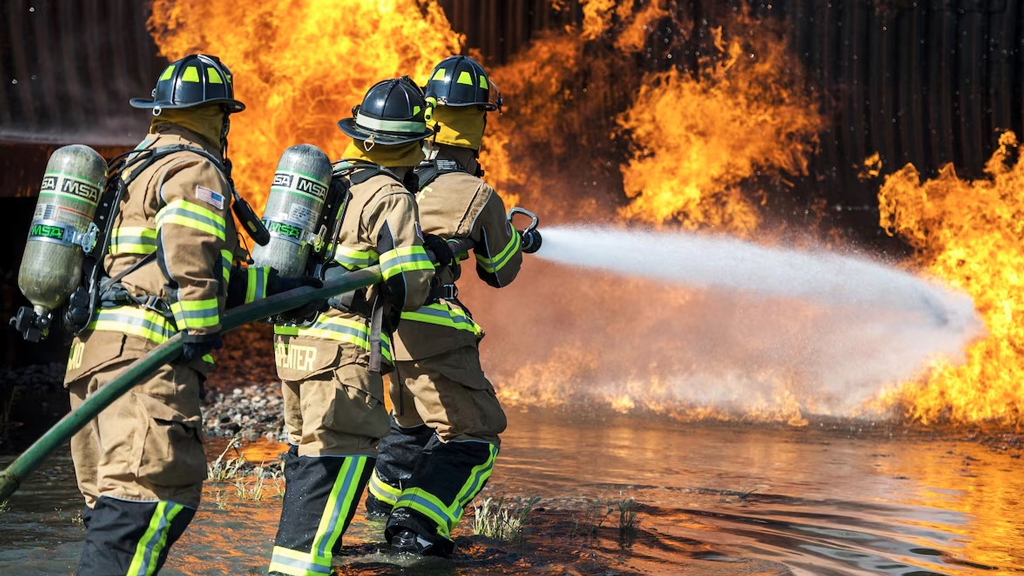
[1, 410, 1022, 576]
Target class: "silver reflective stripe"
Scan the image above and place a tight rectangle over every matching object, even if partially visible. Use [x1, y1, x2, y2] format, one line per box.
[356, 112, 425, 134]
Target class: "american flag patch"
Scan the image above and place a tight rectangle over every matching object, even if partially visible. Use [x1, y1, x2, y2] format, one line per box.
[195, 186, 225, 210]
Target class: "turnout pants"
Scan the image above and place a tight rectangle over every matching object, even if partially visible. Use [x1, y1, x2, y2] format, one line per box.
[368, 346, 507, 553]
[269, 363, 388, 576]
[68, 360, 206, 575]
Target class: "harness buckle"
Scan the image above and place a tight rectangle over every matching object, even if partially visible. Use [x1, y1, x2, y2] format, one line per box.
[440, 284, 458, 300]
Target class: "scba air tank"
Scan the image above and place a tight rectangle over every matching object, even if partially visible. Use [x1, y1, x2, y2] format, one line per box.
[17, 145, 107, 316]
[251, 144, 332, 277]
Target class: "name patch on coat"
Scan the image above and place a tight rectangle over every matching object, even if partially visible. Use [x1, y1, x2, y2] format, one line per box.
[196, 186, 225, 210]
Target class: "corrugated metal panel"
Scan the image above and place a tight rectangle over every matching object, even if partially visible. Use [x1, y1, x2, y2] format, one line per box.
[0, 0, 164, 145]
[1, 0, 1021, 195]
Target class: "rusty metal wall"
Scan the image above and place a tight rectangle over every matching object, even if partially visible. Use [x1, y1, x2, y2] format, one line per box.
[0, 0, 165, 146]
[0, 0, 1019, 191]
[751, 0, 1019, 205]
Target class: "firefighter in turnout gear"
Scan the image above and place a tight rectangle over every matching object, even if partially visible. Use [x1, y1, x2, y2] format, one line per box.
[365, 56, 532, 557]
[64, 54, 312, 575]
[268, 77, 435, 575]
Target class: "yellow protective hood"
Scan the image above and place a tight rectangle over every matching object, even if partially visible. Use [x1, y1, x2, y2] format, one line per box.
[151, 106, 225, 151]
[343, 140, 424, 167]
[430, 106, 485, 150]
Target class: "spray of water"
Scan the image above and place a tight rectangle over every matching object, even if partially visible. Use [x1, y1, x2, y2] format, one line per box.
[481, 226, 984, 421]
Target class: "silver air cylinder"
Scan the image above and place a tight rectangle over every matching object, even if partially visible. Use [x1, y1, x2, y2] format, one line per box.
[251, 144, 332, 277]
[17, 145, 107, 316]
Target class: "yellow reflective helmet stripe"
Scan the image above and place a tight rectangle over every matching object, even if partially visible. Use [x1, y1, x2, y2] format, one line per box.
[431, 68, 447, 81]
[207, 68, 223, 84]
[479, 75, 488, 89]
[159, 65, 175, 82]
[181, 66, 200, 82]
[456, 70, 473, 85]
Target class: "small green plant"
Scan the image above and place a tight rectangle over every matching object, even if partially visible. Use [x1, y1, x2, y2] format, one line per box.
[472, 496, 541, 542]
[569, 499, 610, 541]
[616, 498, 639, 547]
[208, 439, 247, 481]
[0, 500, 9, 515]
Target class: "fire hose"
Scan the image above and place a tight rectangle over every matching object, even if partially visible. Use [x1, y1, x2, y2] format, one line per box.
[0, 235, 490, 502]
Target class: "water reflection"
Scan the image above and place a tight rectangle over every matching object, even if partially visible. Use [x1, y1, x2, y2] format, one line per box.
[1, 411, 1021, 575]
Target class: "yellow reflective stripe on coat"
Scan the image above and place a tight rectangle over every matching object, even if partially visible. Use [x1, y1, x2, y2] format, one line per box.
[245, 266, 270, 304]
[109, 227, 157, 255]
[333, 245, 377, 270]
[275, 315, 392, 363]
[393, 488, 456, 539]
[170, 298, 220, 330]
[220, 249, 232, 288]
[400, 302, 482, 335]
[367, 469, 401, 506]
[378, 245, 433, 281]
[267, 545, 332, 576]
[156, 199, 226, 241]
[476, 229, 520, 274]
[126, 500, 184, 576]
[88, 306, 176, 345]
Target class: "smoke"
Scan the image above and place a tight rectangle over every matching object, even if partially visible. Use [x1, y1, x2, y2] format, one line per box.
[465, 226, 984, 422]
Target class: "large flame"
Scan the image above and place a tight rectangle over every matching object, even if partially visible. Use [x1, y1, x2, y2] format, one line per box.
[148, 0, 462, 209]
[617, 23, 823, 234]
[877, 132, 1024, 428]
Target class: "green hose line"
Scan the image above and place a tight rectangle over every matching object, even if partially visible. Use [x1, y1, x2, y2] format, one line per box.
[0, 265, 383, 502]
[0, 236, 477, 502]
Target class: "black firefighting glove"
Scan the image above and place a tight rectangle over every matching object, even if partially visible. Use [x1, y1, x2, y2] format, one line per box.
[423, 234, 455, 269]
[521, 229, 543, 253]
[180, 331, 223, 363]
[267, 269, 325, 323]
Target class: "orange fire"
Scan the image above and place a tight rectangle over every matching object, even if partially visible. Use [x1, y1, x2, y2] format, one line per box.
[617, 21, 823, 234]
[876, 132, 1024, 428]
[148, 0, 462, 209]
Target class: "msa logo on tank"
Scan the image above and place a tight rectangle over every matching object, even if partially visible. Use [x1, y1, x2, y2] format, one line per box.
[29, 223, 68, 240]
[272, 171, 328, 201]
[274, 342, 318, 372]
[40, 173, 101, 205]
[266, 220, 303, 240]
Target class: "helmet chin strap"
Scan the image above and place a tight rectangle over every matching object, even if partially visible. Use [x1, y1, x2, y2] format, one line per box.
[422, 139, 440, 161]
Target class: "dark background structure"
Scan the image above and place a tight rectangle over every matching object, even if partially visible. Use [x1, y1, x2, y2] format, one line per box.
[1, 0, 1020, 369]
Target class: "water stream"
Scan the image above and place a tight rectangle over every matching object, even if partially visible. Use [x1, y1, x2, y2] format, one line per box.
[482, 226, 985, 418]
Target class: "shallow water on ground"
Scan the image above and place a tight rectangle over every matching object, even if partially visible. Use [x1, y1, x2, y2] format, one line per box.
[1, 410, 1022, 575]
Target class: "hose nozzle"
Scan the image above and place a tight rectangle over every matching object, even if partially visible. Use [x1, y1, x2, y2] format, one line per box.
[507, 207, 542, 254]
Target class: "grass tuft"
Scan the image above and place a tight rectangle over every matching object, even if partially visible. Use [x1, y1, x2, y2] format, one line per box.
[472, 496, 541, 542]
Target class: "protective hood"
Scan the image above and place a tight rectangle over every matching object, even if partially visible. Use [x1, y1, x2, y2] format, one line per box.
[151, 105, 225, 152]
[430, 106, 485, 150]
